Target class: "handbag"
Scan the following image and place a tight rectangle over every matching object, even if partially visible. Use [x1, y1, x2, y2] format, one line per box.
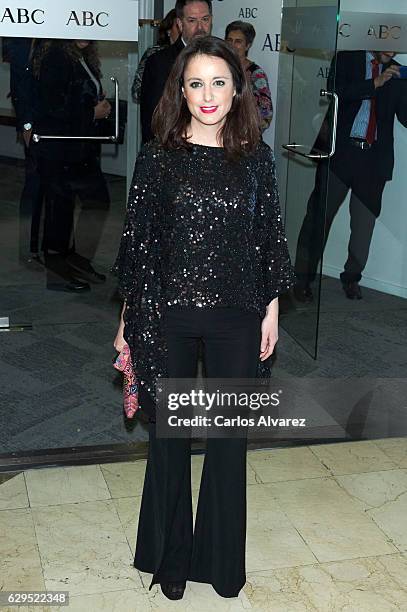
[113, 344, 139, 418]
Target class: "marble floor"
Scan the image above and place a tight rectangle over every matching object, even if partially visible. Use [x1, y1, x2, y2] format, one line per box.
[1, 437, 407, 611]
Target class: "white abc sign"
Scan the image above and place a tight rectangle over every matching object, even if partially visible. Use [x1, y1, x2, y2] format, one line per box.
[0, 1, 139, 41]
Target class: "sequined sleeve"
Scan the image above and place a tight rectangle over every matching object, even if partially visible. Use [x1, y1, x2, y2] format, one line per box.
[113, 142, 162, 299]
[254, 146, 295, 304]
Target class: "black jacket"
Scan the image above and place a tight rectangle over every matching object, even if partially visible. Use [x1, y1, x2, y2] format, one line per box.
[34, 44, 102, 162]
[330, 51, 407, 180]
[5, 37, 35, 131]
[140, 36, 185, 143]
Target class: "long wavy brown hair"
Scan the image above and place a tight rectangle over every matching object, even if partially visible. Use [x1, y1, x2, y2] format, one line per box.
[152, 36, 261, 160]
[158, 9, 177, 45]
[33, 40, 102, 79]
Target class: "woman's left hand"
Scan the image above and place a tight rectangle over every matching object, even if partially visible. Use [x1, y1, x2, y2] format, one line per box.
[94, 98, 111, 120]
[260, 298, 279, 361]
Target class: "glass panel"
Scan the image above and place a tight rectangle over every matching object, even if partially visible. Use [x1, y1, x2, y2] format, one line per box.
[0, 35, 149, 454]
[276, 0, 407, 436]
[323, 0, 407, 433]
[275, 0, 341, 358]
[329, 0, 407, 324]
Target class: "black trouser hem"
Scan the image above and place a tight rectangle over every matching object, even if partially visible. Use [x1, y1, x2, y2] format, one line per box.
[134, 564, 244, 598]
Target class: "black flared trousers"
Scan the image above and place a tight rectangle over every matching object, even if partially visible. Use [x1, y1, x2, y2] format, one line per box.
[133, 306, 261, 598]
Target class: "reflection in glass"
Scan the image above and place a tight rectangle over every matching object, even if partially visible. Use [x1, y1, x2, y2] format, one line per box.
[275, 1, 341, 357]
[0, 35, 147, 455]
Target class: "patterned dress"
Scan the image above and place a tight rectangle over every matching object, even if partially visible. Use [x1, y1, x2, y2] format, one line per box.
[246, 62, 273, 132]
[131, 44, 167, 103]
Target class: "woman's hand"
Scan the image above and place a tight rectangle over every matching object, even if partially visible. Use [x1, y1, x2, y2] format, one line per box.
[114, 303, 128, 352]
[94, 98, 111, 120]
[114, 319, 128, 353]
[260, 298, 279, 361]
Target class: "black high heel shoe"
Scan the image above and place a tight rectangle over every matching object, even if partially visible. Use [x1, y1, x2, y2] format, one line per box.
[160, 580, 186, 600]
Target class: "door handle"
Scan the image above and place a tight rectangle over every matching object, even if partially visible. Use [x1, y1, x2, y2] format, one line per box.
[33, 76, 120, 143]
[282, 143, 330, 159]
[282, 89, 338, 159]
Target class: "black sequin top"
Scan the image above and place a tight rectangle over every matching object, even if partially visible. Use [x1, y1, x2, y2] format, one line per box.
[114, 139, 294, 407]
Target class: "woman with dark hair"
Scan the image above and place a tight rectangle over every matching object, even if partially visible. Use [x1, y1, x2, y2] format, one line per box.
[131, 9, 179, 103]
[33, 39, 111, 290]
[225, 20, 273, 132]
[114, 36, 293, 600]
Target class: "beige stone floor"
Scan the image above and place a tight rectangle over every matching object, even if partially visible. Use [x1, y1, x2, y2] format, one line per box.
[0, 438, 406, 611]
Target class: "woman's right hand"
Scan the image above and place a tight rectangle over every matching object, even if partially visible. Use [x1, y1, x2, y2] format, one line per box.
[114, 321, 128, 352]
[94, 98, 112, 120]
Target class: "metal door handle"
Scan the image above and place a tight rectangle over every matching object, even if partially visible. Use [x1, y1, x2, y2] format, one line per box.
[282, 143, 330, 159]
[33, 77, 120, 143]
[282, 89, 338, 159]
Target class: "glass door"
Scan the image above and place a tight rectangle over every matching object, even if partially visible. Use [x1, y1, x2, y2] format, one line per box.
[0, 12, 158, 461]
[274, 0, 340, 358]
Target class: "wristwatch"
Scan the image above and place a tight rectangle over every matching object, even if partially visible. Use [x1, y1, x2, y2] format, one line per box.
[23, 122, 32, 131]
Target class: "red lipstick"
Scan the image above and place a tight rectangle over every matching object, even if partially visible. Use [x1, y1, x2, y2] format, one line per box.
[200, 106, 218, 114]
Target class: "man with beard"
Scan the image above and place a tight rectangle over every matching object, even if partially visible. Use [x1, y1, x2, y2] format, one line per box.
[140, 0, 213, 143]
[294, 50, 407, 301]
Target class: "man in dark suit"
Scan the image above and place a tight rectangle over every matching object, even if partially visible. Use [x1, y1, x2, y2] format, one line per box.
[140, 0, 213, 143]
[294, 50, 407, 301]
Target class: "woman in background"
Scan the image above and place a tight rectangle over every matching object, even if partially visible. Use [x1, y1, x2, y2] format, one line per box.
[33, 39, 111, 290]
[225, 20, 273, 132]
[131, 9, 179, 103]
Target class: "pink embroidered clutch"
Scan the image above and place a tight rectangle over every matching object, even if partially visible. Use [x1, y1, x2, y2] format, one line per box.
[113, 345, 139, 418]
